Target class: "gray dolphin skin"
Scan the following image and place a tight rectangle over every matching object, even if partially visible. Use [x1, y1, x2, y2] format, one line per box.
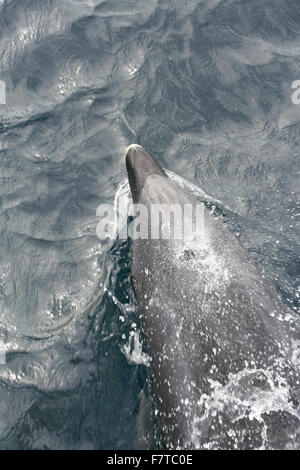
[125, 144, 300, 450]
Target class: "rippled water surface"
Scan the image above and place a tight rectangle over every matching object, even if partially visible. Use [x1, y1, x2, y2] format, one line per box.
[0, 0, 299, 449]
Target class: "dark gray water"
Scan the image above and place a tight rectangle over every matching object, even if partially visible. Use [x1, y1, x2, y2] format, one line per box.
[0, 0, 299, 449]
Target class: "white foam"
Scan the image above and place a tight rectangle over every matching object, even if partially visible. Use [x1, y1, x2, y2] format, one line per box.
[191, 365, 300, 449]
[121, 331, 150, 367]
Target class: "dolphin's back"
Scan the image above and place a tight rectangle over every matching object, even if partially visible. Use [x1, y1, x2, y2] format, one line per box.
[126, 145, 300, 449]
[132, 234, 299, 448]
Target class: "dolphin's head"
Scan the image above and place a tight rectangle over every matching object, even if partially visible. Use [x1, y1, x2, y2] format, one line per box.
[125, 144, 167, 203]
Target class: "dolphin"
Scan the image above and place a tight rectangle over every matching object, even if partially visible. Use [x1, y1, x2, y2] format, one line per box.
[125, 144, 300, 450]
